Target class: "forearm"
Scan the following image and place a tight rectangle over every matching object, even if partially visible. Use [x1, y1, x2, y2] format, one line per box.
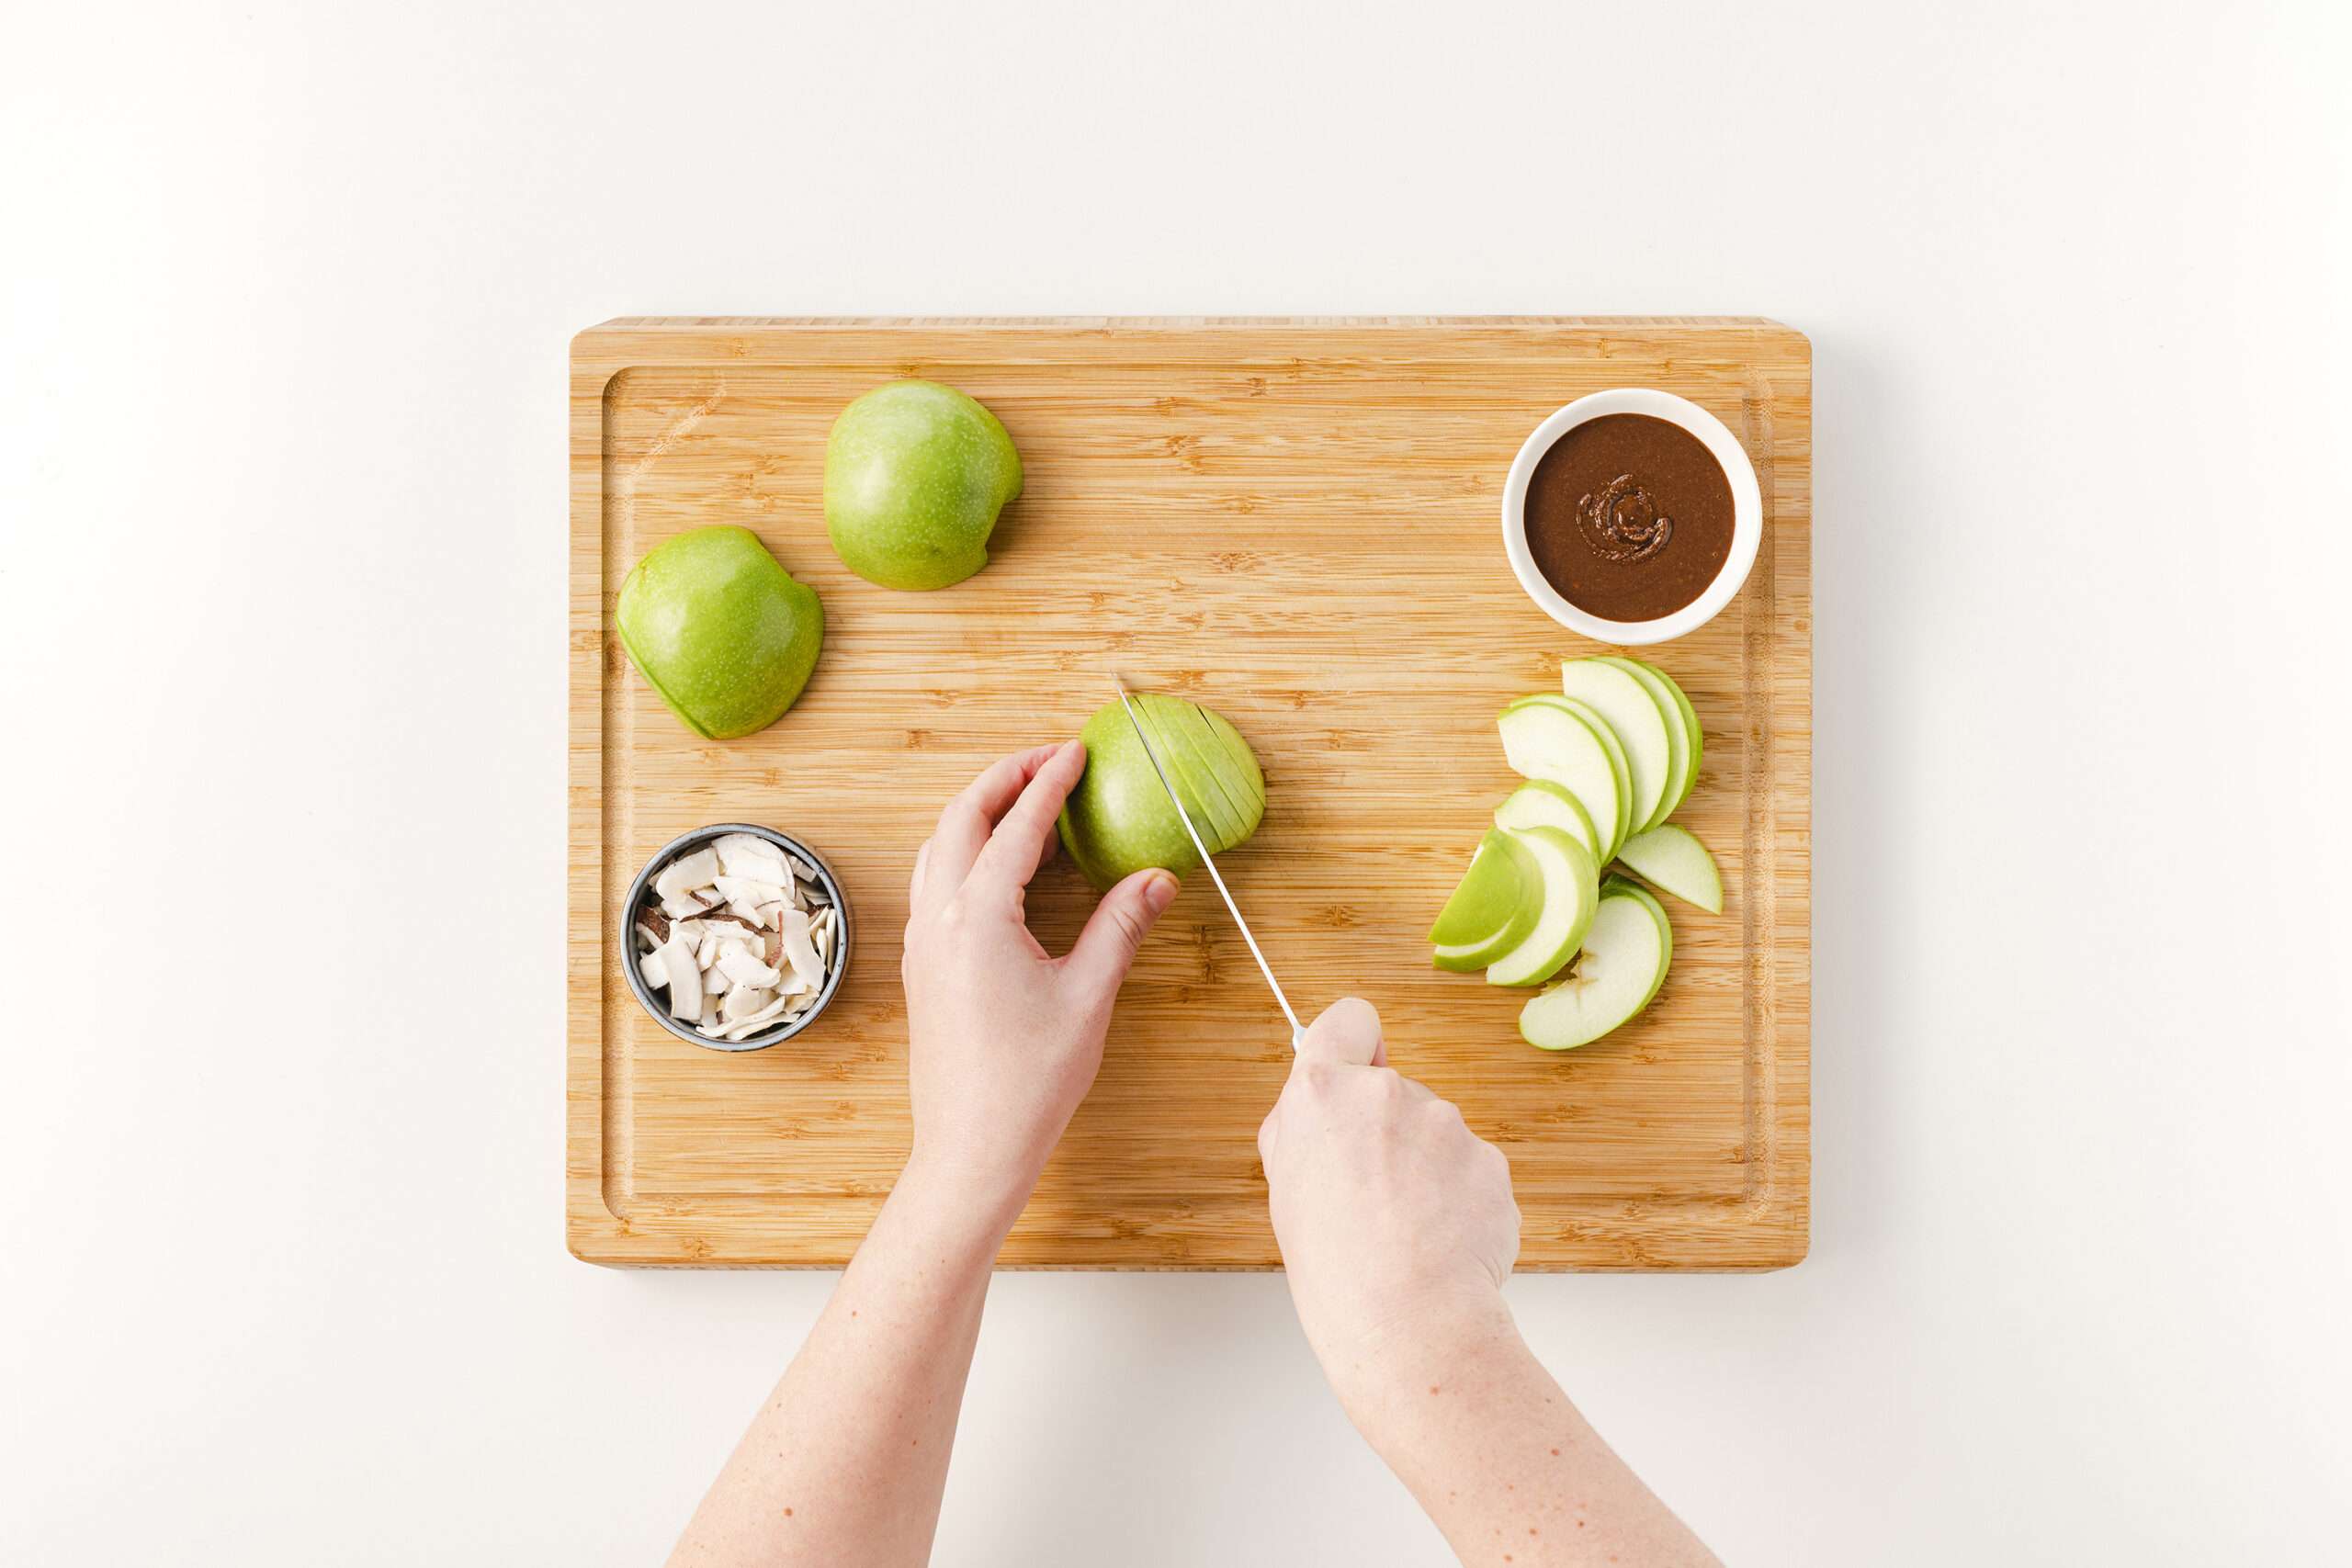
[667, 1161, 1015, 1568]
[1326, 1292, 1718, 1568]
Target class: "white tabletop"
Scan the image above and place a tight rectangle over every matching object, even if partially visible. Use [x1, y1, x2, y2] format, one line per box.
[5, 3, 2347, 1562]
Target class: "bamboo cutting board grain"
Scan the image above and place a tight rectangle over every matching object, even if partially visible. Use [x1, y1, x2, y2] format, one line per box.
[570, 318, 1809, 1269]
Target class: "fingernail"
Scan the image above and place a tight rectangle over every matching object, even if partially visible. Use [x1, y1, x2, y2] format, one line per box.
[1146, 872, 1178, 913]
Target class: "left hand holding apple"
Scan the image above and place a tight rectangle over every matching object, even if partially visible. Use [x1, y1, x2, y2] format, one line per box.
[898, 740, 1180, 1232]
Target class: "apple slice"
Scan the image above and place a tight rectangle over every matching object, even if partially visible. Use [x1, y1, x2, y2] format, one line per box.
[1508, 694, 1633, 859]
[1189, 704, 1270, 827]
[1629, 657, 1702, 816]
[1493, 780, 1600, 863]
[1485, 826, 1600, 987]
[1599, 875, 1676, 1001]
[1430, 829, 1542, 971]
[1560, 659, 1675, 835]
[1613, 824, 1723, 914]
[1144, 698, 1248, 845]
[1595, 657, 1690, 826]
[1518, 883, 1672, 1050]
[1497, 700, 1624, 863]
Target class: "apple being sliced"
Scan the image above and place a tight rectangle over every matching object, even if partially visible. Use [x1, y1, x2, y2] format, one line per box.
[1430, 829, 1542, 971]
[1560, 659, 1676, 835]
[1613, 824, 1723, 914]
[1494, 780, 1600, 862]
[1497, 700, 1624, 862]
[1485, 826, 1600, 987]
[1518, 883, 1672, 1050]
[1147, 701, 1249, 845]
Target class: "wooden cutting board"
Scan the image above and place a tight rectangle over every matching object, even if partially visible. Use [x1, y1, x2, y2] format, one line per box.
[569, 318, 1809, 1269]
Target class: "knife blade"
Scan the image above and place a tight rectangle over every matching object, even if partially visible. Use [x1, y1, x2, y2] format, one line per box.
[1109, 678, 1306, 1052]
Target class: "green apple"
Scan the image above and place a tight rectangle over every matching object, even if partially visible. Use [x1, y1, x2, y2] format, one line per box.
[1493, 780, 1600, 863]
[1485, 826, 1600, 987]
[823, 380, 1023, 590]
[615, 525, 824, 739]
[1057, 694, 1264, 890]
[1596, 656, 1691, 829]
[1518, 882, 1672, 1050]
[1627, 657, 1702, 815]
[1498, 699, 1625, 860]
[1430, 829, 1542, 971]
[1561, 658, 1677, 834]
[1613, 824, 1723, 914]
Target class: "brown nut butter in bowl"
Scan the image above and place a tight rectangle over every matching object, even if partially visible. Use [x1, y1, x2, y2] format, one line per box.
[1524, 413, 1736, 623]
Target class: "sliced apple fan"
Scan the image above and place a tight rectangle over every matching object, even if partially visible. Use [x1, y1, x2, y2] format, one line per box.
[635, 835, 839, 1040]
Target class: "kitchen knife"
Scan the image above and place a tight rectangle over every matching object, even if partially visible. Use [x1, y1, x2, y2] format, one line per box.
[1109, 678, 1306, 1052]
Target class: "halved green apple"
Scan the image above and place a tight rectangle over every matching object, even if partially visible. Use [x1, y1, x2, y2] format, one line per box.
[1629, 657, 1702, 816]
[1560, 659, 1676, 835]
[1494, 780, 1600, 863]
[1498, 700, 1625, 862]
[1485, 826, 1600, 987]
[1430, 829, 1542, 971]
[1518, 882, 1672, 1050]
[1614, 824, 1723, 914]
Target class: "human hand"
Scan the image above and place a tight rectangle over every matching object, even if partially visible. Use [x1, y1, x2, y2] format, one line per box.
[898, 740, 1180, 1233]
[1257, 999, 1521, 1395]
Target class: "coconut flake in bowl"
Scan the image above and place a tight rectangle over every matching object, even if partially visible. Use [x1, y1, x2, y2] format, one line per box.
[622, 826, 849, 1051]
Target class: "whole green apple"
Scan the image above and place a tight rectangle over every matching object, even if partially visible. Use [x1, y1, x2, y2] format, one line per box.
[616, 525, 823, 739]
[824, 380, 1023, 590]
[1056, 694, 1265, 891]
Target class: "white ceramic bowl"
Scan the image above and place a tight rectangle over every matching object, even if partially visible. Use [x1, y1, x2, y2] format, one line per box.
[1499, 388, 1762, 646]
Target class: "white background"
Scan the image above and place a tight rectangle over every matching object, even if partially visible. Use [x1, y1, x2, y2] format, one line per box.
[5, 2, 2348, 1562]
